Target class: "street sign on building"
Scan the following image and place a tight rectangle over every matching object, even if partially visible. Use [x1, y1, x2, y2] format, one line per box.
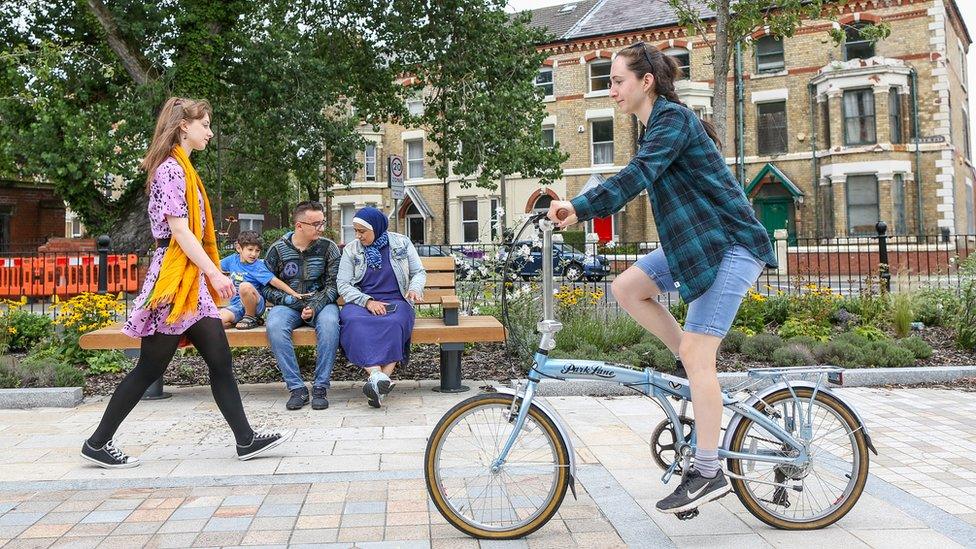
[389, 155, 404, 200]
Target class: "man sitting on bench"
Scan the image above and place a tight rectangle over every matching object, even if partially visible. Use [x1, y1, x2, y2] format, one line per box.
[262, 201, 342, 411]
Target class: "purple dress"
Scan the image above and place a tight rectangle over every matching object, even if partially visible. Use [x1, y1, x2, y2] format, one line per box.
[122, 158, 219, 338]
[339, 246, 415, 367]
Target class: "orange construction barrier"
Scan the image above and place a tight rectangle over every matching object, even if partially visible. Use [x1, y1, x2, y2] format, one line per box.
[0, 254, 140, 298]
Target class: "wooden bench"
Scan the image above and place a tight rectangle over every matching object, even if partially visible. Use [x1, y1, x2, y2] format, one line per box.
[79, 257, 506, 393]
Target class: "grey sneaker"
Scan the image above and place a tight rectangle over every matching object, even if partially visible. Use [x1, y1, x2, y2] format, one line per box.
[363, 381, 381, 408]
[655, 468, 731, 514]
[311, 386, 329, 410]
[286, 387, 309, 410]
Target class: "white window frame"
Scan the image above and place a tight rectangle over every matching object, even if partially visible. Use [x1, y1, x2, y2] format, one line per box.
[535, 68, 554, 99]
[364, 143, 376, 181]
[407, 98, 424, 117]
[340, 204, 356, 245]
[588, 60, 611, 95]
[590, 118, 614, 166]
[238, 213, 265, 234]
[541, 125, 555, 148]
[406, 139, 424, 180]
[460, 198, 479, 243]
[664, 47, 691, 80]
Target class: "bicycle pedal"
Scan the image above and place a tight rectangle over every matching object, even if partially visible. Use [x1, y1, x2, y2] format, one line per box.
[675, 508, 699, 520]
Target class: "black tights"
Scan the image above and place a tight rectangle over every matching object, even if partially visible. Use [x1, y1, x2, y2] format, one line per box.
[89, 317, 254, 447]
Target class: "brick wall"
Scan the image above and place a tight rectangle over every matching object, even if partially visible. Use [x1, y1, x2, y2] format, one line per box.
[0, 183, 66, 250]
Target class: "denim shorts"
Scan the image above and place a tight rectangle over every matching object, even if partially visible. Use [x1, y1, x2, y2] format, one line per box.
[635, 245, 765, 338]
[224, 294, 266, 323]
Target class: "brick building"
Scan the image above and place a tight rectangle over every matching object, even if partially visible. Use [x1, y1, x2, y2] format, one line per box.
[330, 0, 976, 245]
[0, 178, 67, 253]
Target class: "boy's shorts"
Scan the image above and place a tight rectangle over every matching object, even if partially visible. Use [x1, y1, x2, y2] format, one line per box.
[223, 294, 266, 323]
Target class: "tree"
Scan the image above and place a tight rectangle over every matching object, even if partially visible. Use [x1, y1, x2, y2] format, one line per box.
[367, 0, 567, 242]
[668, 0, 890, 152]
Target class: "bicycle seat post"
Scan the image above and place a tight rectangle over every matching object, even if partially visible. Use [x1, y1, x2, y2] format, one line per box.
[537, 218, 562, 351]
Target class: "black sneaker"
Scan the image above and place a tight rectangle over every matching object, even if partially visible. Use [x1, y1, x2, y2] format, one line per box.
[237, 431, 288, 461]
[655, 468, 731, 514]
[81, 440, 140, 469]
[376, 379, 395, 396]
[286, 387, 309, 410]
[363, 381, 381, 408]
[311, 386, 329, 410]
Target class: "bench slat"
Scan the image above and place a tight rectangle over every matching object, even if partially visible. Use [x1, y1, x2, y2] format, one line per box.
[80, 316, 505, 350]
[420, 257, 456, 271]
[423, 272, 456, 288]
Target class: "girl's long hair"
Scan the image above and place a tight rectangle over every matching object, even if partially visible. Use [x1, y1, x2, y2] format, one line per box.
[616, 42, 721, 148]
[140, 97, 212, 191]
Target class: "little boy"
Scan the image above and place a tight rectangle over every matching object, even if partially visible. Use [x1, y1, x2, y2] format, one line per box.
[220, 231, 308, 330]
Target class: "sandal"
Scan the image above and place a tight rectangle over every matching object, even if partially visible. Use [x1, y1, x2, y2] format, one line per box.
[235, 315, 261, 330]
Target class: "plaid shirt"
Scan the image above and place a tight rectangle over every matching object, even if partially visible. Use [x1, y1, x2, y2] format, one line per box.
[571, 96, 777, 303]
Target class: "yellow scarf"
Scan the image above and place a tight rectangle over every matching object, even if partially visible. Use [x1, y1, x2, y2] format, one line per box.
[146, 146, 223, 323]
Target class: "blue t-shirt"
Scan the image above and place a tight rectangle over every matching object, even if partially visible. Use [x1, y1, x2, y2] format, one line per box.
[220, 254, 274, 291]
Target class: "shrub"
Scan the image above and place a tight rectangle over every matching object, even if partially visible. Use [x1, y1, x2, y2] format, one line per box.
[778, 318, 832, 342]
[2, 354, 86, 388]
[733, 289, 768, 334]
[862, 341, 915, 368]
[669, 300, 688, 325]
[772, 344, 816, 367]
[853, 325, 889, 342]
[7, 310, 54, 352]
[957, 255, 976, 350]
[892, 292, 912, 339]
[785, 335, 818, 350]
[741, 333, 784, 361]
[789, 283, 840, 323]
[763, 293, 791, 325]
[651, 348, 677, 371]
[911, 287, 960, 327]
[52, 292, 127, 366]
[833, 331, 870, 348]
[84, 351, 130, 376]
[897, 336, 933, 359]
[813, 341, 865, 367]
[721, 330, 748, 354]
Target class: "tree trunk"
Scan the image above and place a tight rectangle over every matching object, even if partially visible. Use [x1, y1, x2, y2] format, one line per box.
[710, 2, 732, 152]
[107, 191, 153, 253]
[85, 0, 154, 86]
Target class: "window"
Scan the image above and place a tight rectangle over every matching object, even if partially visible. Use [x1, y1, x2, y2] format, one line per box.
[490, 198, 500, 240]
[589, 61, 611, 92]
[591, 119, 614, 165]
[364, 143, 376, 181]
[961, 41, 969, 85]
[821, 101, 831, 148]
[340, 204, 356, 244]
[0, 206, 9, 253]
[541, 126, 555, 148]
[405, 203, 425, 244]
[67, 216, 83, 238]
[532, 194, 553, 213]
[406, 139, 424, 179]
[755, 36, 785, 73]
[846, 174, 879, 235]
[461, 199, 479, 243]
[964, 109, 972, 160]
[756, 101, 788, 155]
[535, 68, 554, 97]
[844, 23, 875, 60]
[665, 48, 690, 80]
[407, 98, 424, 117]
[843, 89, 876, 145]
[238, 213, 264, 233]
[893, 173, 907, 235]
[888, 88, 902, 144]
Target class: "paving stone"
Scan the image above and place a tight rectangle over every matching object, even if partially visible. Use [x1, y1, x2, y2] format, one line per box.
[156, 519, 207, 534]
[255, 504, 301, 518]
[288, 528, 339, 544]
[192, 530, 245, 547]
[294, 515, 341, 529]
[343, 501, 386, 515]
[145, 532, 198, 548]
[202, 517, 252, 532]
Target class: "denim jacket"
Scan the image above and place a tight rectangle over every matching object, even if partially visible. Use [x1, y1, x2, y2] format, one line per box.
[337, 232, 426, 307]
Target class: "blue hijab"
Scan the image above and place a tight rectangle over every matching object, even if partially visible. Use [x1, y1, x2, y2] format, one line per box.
[353, 207, 389, 270]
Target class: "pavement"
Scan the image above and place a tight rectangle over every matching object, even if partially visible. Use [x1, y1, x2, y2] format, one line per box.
[1, 379, 975, 548]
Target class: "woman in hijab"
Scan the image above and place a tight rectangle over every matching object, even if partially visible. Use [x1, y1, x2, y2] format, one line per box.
[337, 207, 426, 408]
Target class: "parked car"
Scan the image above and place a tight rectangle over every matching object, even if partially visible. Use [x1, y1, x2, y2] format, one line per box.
[500, 241, 610, 282]
[415, 245, 487, 280]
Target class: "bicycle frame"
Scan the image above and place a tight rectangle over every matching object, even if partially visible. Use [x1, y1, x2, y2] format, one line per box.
[492, 216, 816, 475]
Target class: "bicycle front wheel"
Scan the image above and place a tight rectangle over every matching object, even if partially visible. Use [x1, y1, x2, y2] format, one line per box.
[424, 393, 571, 539]
[727, 387, 869, 530]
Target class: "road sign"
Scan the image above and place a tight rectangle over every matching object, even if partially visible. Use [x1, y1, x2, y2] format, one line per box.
[389, 155, 404, 200]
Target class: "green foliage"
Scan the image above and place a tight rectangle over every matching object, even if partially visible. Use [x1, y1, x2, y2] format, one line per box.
[956, 255, 976, 351]
[741, 333, 784, 361]
[669, 300, 688, 326]
[813, 341, 865, 368]
[853, 325, 889, 342]
[651, 348, 677, 372]
[721, 330, 747, 354]
[772, 343, 815, 367]
[861, 341, 915, 368]
[7, 311, 54, 353]
[763, 293, 791, 326]
[897, 336, 932, 360]
[892, 292, 912, 339]
[777, 318, 831, 342]
[2, 354, 85, 388]
[560, 231, 585, 251]
[785, 335, 818, 350]
[733, 289, 767, 334]
[832, 331, 870, 349]
[84, 351, 131, 376]
[911, 288, 960, 327]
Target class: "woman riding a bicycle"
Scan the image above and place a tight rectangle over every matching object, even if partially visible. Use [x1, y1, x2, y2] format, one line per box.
[548, 41, 778, 514]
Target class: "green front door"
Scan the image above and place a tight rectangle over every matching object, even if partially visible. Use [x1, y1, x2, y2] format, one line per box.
[755, 198, 796, 245]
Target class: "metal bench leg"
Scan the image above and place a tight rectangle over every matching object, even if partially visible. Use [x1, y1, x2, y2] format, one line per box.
[132, 349, 172, 400]
[434, 343, 469, 393]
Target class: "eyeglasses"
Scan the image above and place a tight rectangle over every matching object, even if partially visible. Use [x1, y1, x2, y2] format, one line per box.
[298, 220, 326, 230]
[630, 41, 655, 67]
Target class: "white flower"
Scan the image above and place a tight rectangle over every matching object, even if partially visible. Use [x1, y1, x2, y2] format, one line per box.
[832, 21, 841, 31]
[495, 206, 505, 218]
[605, 240, 616, 249]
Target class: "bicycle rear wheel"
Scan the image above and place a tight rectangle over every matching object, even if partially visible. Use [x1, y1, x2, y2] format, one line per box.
[726, 387, 869, 530]
[424, 393, 571, 539]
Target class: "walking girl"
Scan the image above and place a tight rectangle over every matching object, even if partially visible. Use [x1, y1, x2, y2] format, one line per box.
[547, 42, 777, 514]
[81, 97, 285, 468]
